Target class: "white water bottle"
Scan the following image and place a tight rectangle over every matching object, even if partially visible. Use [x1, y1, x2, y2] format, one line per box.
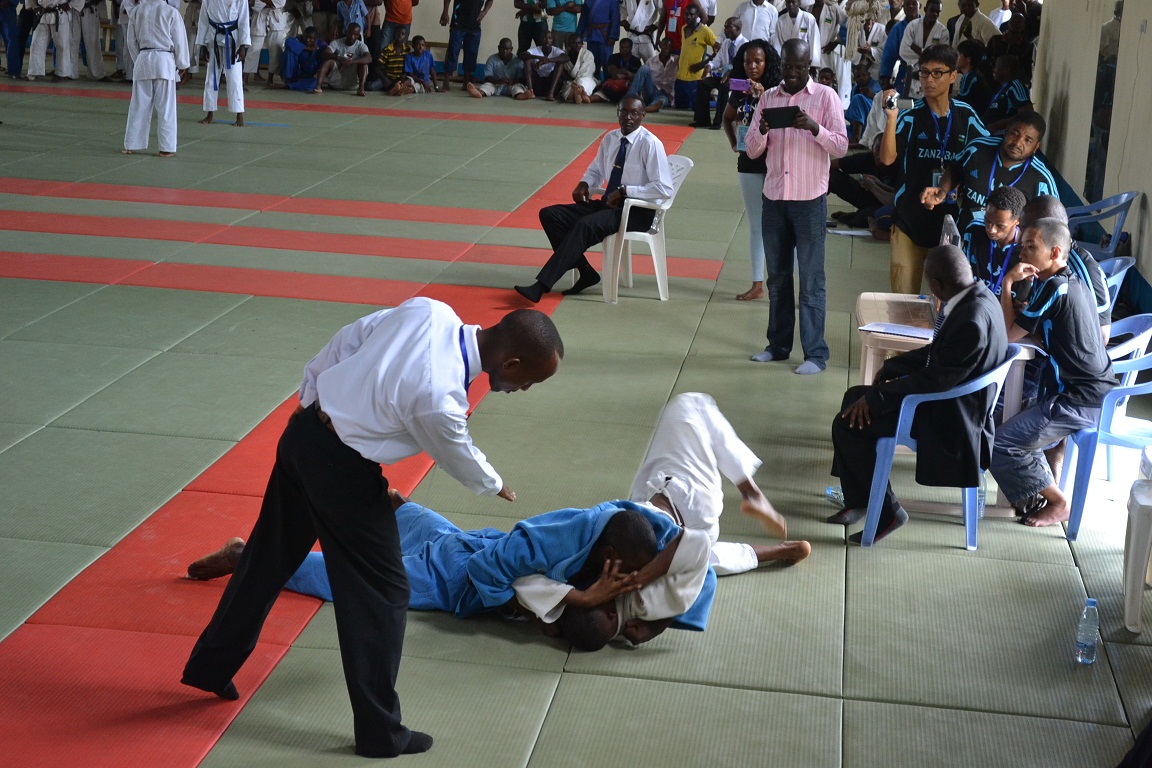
[939, 214, 961, 247]
[1075, 598, 1099, 665]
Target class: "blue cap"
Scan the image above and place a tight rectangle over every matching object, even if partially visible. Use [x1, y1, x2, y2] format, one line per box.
[1086, 598, 1097, 608]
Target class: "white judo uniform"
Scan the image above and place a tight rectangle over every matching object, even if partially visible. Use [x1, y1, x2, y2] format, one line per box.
[72, 0, 108, 78]
[28, 0, 79, 78]
[124, 0, 190, 152]
[184, 0, 201, 72]
[116, 0, 139, 78]
[244, 0, 289, 78]
[197, 0, 249, 113]
[513, 392, 768, 629]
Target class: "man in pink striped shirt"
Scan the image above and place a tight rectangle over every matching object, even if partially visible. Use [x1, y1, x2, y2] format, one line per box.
[744, 38, 848, 375]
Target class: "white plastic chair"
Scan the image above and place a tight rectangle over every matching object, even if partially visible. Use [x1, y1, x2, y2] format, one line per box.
[598, 154, 694, 304]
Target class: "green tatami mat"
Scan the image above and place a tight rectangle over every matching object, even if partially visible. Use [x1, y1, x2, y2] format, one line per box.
[0, 537, 106, 641]
[0, 427, 229, 547]
[0, 278, 100, 338]
[294, 603, 569, 674]
[408, 412, 655, 519]
[200, 650, 560, 768]
[404, 179, 534, 212]
[8, 286, 248, 351]
[475, 350, 682, 429]
[169, 243, 447, 283]
[526, 675, 841, 768]
[843, 700, 1133, 768]
[845, 548, 1127, 724]
[51, 351, 302, 441]
[240, 210, 490, 245]
[172, 297, 379, 362]
[566, 552, 844, 696]
[0, 194, 257, 226]
[0, 231, 194, 262]
[0, 340, 157, 425]
[0, 422, 39, 453]
[1107, 643, 1152, 735]
[547, 295, 708, 358]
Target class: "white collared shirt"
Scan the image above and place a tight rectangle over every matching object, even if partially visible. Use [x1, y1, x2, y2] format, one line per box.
[580, 125, 674, 202]
[299, 297, 502, 496]
[734, 0, 778, 46]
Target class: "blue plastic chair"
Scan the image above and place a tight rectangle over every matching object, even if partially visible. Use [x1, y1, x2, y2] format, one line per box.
[1098, 257, 1136, 314]
[1066, 191, 1139, 261]
[859, 344, 1023, 550]
[1057, 315, 1152, 526]
[1063, 352, 1152, 541]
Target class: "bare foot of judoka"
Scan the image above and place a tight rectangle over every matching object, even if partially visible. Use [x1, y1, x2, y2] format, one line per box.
[199, 112, 215, 124]
[121, 149, 135, 154]
[739, 480, 786, 538]
[233, 114, 244, 127]
[736, 282, 764, 301]
[158, 151, 175, 157]
[312, 86, 323, 94]
[754, 540, 811, 566]
[187, 537, 245, 580]
[355, 88, 365, 96]
[1022, 489, 1070, 527]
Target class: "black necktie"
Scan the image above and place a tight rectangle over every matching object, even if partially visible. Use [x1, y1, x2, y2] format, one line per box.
[605, 137, 630, 196]
[925, 309, 946, 368]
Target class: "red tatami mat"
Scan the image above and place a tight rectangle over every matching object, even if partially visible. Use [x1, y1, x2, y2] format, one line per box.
[28, 490, 321, 642]
[0, 251, 152, 283]
[0, 623, 286, 768]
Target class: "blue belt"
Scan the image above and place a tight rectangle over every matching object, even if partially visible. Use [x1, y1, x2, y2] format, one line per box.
[208, 17, 240, 91]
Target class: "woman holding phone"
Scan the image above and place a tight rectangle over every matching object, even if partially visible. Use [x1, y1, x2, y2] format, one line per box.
[722, 39, 781, 302]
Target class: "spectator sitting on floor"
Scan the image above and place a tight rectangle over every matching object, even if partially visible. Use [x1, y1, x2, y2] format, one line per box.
[403, 34, 438, 92]
[675, 2, 718, 110]
[466, 37, 532, 98]
[690, 16, 746, 129]
[558, 35, 597, 103]
[829, 135, 896, 233]
[590, 37, 641, 103]
[524, 29, 568, 100]
[281, 26, 329, 91]
[625, 35, 676, 113]
[313, 21, 371, 95]
[817, 66, 837, 90]
[844, 62, 880, 146]
[373, 24, 412, 94]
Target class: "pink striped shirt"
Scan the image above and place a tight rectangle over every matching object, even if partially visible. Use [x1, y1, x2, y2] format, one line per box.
[743, 79, 848, 201]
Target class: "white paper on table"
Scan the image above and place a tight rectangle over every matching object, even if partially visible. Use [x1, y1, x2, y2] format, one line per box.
[828, 228, 874, 237]
[858, 322, 934, 340]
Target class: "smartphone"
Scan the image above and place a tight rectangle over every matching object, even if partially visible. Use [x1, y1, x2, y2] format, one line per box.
[728, 78, 750, 92]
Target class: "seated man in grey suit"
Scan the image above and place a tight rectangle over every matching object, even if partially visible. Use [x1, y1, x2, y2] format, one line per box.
[826, 244, 1011, 542]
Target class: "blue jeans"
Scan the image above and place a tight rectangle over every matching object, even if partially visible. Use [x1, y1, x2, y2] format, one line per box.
[737, 171, 767, 282]
[626, 65, 670, 108]
[0, 2, 22, 76]
[990, 396, 1102, 506]
[761, 195, 830, 366]
[443, 27, 481, 81]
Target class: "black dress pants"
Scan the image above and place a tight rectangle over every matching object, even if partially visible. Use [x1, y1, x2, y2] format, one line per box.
[692, 75, 727, 126]
[536, 200, 656, 290]
[830, 385, 902, 515]
[182, 403, 412, 757]
[828, 151, 881, 212]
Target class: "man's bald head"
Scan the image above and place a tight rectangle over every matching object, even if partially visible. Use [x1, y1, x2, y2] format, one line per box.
[1020, 194, 1067, 229]
[924, 245, 976, 301]
[781, 38, 810, 64]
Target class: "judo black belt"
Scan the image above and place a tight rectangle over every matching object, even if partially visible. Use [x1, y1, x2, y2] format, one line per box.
[82, 0, 101, 15]
[208, 17, 240, 90]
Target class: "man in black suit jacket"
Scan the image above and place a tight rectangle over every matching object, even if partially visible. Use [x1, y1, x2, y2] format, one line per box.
[828, 245, 1011, 543]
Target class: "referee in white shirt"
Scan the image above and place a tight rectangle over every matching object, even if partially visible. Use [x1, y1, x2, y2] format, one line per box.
[182, 297, 564, 759]
[514, 94, 674, 302]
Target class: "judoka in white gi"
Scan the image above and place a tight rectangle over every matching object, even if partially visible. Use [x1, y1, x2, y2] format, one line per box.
[244, 0, 290, 86]
[115, 0, 138, 79]
[123, 0, 190, 155]
[27, 0, 78, 80]
[197, 0, 249, 125]
[72, 0, 109, 79]
[183, 0, 201, 75]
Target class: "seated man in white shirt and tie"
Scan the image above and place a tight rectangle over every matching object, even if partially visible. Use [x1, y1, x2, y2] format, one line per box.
[514, 94, 674, 302]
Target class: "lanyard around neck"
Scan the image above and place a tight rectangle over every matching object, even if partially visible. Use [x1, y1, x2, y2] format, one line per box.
[988, 234, 1016, 294]
[929, 107, 954, 169]
[459, 326, 471, 393]
[988, 152, 1032, 198]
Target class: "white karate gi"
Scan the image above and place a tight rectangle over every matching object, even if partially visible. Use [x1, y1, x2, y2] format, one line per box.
[184, 0, 201, 72]
[117, 0, 138, 77]
[559, 46, 597, 101]
[72, 0, 108, 78]
[125, 0, 190, 152]
[28, 0, 78, 78]
[197, 0, 249, 113]
[244, 0, 288, 77]
[621, 0, 659, 60]
[774, 9, 821, 66]
[814, 0, 850, 107]
[898, 16, 947, 97]
[851, 15, 886, 81]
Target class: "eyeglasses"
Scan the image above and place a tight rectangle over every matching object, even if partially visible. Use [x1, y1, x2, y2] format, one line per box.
[917, 68, 955, 79]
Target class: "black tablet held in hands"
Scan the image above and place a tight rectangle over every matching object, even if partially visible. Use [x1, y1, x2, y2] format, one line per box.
[761, 105, 800, 129]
